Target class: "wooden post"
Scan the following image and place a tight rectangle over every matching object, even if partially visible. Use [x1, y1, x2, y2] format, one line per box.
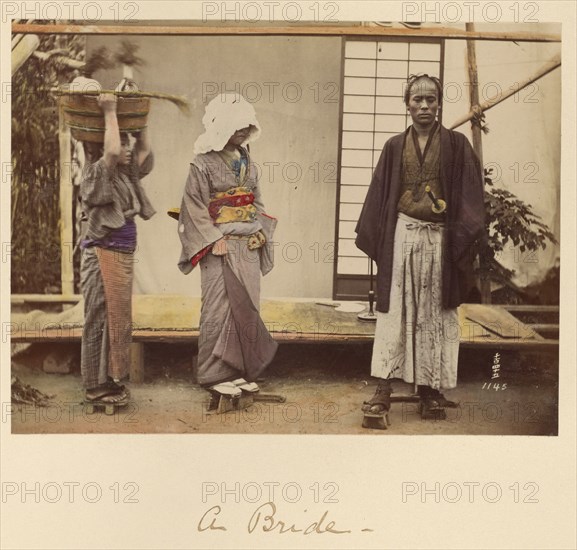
[130, 343, 145, 384]
[191, 352, 198, 385]
[58, 103, 75, 296]
[466, 23, 491, 304]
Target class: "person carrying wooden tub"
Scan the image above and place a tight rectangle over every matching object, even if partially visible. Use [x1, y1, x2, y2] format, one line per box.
[355, 74, 486, 428]
[75, 77, 155, 411]
[176, 93, 279, 413]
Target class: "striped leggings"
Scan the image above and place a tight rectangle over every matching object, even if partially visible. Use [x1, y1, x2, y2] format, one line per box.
[80, 246, 134, 388]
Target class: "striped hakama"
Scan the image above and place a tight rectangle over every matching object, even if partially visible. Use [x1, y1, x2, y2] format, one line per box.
[371, 212, 460, 390]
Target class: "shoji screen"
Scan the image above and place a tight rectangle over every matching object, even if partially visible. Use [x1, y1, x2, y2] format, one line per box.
[334, 38, 443, 300]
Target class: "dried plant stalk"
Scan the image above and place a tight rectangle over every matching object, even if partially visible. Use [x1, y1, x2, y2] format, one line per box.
[82, 46, 115, 77]
[114, 40, 145, 67]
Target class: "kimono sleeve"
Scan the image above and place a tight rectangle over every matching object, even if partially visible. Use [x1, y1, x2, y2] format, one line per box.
[249, 162, 278, 275]
[355, 141, 389, 261]
[177, 163, 224, 274]
[251, 176, 266, 213]
[80, 158, 114, 207]
[453, 136, 486, 264]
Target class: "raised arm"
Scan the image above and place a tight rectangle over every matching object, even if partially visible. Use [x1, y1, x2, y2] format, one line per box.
[133, 126, 152, 168]
[98, 93, 121, 170]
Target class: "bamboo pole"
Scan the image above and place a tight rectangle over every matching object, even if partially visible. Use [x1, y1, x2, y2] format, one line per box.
[32, 51, 85, 70]
[450, 53, 561, 129]
[465, 24, 484, 167]
[465, 23, 491, 304]
[11, 23, 561, 42]
[11, 34, 40, 76]
[58, 102, 75, 296]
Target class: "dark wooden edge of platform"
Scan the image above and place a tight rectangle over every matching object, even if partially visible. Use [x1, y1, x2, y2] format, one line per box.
[9, 329, 560, 350]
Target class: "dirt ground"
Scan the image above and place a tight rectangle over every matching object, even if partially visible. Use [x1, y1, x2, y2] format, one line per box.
[10, 343, 558, 435]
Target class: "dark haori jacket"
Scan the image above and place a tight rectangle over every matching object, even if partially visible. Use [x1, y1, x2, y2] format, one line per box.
[355, 125, 486, 313]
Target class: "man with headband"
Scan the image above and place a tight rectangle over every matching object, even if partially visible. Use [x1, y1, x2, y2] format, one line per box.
[356, 74, 486, 427]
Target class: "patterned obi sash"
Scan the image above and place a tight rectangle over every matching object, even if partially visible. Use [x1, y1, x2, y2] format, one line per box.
[209, 186, 257, 224]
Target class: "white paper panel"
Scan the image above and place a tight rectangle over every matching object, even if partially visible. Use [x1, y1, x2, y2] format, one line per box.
[376, 78, 405, 97]
[339, 184, 369, 204]
[341, 149, 374, 167]
[340, 166, 374, 185]
[377, 41, 409, 60]
[344, 77, 376, 96]
[377, 59, 409, 78]
[338, 256, 371, 275]
[345, 40, 377, 59]
[339, 202, 363, 221]
[375, 95, 407, 114]
[343, 95, 375, 114]
[375, 114, 407, 133]
[342, 113, 374, 132]
[341, 131, 374, 150]
[345, 58, 376, 77]
[410, 42, 441, 61]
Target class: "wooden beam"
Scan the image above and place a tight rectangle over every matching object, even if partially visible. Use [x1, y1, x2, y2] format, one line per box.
[527, 323, 559, 331]
[11, 294, 81, 304]
[459, 339, 558, 351]
[11, 23, 561, 42]
[502, 305, 559, 313]
[9, 326, 559, 350]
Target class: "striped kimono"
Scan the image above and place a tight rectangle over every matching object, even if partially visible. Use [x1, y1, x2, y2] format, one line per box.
[79, 152, 154, 388]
